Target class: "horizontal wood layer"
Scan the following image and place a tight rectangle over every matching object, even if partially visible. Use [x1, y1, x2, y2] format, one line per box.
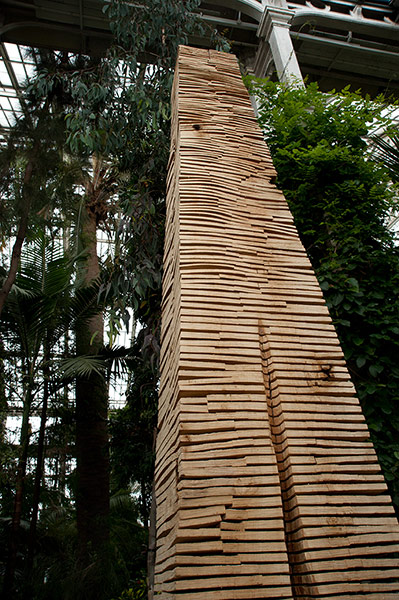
[154, 45, 399, 599]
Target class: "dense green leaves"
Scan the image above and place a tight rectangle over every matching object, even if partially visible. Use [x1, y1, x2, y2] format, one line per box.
[250, 79, 399, 508]
[109, 337, 159, 526]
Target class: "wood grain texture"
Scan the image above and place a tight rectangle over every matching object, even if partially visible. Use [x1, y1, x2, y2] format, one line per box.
[154, 45, 399, 599]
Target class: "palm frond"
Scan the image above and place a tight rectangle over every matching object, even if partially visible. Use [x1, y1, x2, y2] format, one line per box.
[109, 491, 137, 513]
[7, 282, 38, 300]
[371, 133, 399, 183]
[39, 504, 74, 527]
[1, 290, 32, 357]
[101, 344, 132, 378]
[59, 355, 106, 379]
[5, 235, 78, 347]
[42, 256, 73, 297]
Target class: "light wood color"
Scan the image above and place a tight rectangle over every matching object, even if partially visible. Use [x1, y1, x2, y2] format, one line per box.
[154, 45, 399, 599]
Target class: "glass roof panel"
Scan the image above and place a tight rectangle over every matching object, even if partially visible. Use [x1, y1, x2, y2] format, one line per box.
[0, 43, 36, 139]
[0, 67, 12, 88]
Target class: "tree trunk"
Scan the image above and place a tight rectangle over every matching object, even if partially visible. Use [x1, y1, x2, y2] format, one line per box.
[0, 341, 7, 443]
[24, 353, 50, 589]
[147, 478, 156, 600]
[3, 385, 33, 597]
[75, 209, 110, 559]
[147, 428, 158, 600]
[0, 158, 34, 316]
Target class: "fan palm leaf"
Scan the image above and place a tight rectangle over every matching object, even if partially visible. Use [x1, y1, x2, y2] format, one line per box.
[372, 132, 399, 183]
[59, 345, 132, 380]
[59, 355, 106, 379]
[4, 234, 108, 349]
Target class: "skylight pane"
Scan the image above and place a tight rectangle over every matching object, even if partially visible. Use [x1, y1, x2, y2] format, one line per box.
[0, 67, 12, 88]
[12, 62, 27, 85]
[4, 43, 21, 62]
[8, 97, 21, 111]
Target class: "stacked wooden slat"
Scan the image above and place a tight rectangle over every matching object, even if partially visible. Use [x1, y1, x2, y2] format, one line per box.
[154, 45, 399, 599]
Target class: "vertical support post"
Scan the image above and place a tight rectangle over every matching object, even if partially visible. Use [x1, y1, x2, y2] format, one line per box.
[255, 0, 304, 86]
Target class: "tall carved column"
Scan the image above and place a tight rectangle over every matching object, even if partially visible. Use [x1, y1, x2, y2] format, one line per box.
[154, 45, 399, 599]
[254, 0, 303, 85]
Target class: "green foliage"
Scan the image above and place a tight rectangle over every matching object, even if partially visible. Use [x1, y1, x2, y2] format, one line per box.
[22, 1, 219, 359]
[25, 1, 206, 159]
[0, 73, 78, 249]
[110, 571, 147, 600]
[101, 0, 205, 340]
[109, 336, 159, 525]
[21, 2, 229, 367]
[25, 494, 146, 600]
[2, 233, 106, 365]
[249, 78, 399, 507]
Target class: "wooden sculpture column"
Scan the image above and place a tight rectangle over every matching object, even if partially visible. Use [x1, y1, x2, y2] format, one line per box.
[154, 45, 399, 599]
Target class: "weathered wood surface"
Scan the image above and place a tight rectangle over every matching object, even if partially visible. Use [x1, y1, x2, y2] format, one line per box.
[154, 45, 399, 599]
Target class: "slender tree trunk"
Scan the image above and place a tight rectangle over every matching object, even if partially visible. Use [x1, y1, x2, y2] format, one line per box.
[0, 158, 34, 316]
[147, 479, 156, 600]
[3, 385, 33, 597]
[58, 325, 70, 494]
[0, 341, 7, 443]
[75, 209, 110, 559]
[140, 478, 149, 528]
[24, 353, 50, 588]
[58, 445, 67, 493]
[147, 428, 157, 600]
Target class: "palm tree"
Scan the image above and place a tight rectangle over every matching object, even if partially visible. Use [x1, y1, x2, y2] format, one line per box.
[1, 233, 105, 596]
[0, 88, 67, 316]
[74, 155, 118, 561]
[25, 491, 147, 600]
[372, 133, 399, 184]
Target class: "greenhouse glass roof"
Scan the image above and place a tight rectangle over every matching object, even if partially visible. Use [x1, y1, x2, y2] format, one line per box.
[0, 0, 399, 138]
[0, 42, 36, 136]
